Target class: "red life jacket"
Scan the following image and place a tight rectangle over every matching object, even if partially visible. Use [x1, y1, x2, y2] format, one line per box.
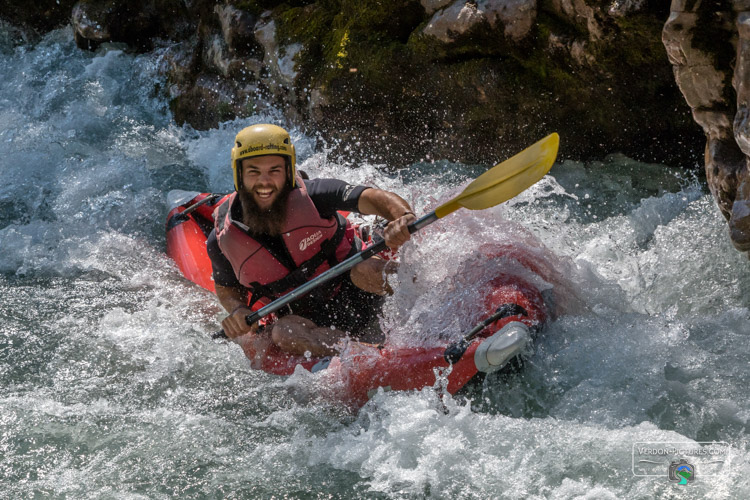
[214, 177, 359, 305]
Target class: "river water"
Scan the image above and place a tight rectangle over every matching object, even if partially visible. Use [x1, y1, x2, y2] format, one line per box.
[2, 26, 749, 499]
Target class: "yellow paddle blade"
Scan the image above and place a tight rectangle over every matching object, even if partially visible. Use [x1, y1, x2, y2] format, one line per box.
[434, 133, 559, 218]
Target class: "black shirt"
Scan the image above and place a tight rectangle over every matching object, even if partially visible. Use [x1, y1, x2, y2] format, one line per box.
[206, 178, 369, 288]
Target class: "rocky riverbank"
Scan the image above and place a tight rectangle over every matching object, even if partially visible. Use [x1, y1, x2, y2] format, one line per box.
[0, 1, 698, 161]
[2, 0, 748, 255]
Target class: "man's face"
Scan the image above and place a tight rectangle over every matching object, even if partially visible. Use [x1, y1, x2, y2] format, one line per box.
[240, 155, 288, 211]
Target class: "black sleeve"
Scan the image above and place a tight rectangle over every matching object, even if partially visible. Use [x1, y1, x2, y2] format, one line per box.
[304, 178, 369, 218]
[206, 228, 242, 288]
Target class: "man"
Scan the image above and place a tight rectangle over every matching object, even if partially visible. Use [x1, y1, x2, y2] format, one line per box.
[206, 123, 416, 357]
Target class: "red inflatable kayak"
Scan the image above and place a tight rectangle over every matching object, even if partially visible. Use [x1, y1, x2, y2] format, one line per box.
[166, 190, 548, 407]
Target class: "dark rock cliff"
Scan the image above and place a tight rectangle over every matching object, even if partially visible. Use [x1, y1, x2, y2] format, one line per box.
[0, 0, 700, 164]
[7, 0, 749, 254]
[663, 0, 749, 254]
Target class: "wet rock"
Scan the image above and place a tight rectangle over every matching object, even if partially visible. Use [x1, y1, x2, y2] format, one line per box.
[170, 74, 251, 130]
[254, 17, 276, 65]
[165, 27, 261, 130]
[70, 0, 191, 52]
[215, 4, 259, 57]
[423, 0, 536, 42]
[156, 39, 199, 89]
[549, 0, 605, 40]
[704, 137, 746, 221]
[0, 0, 78, 33]
[734, 12, 750, 154]
[730, 174, 750, 252]
[608, 0, 646, 17]
[253, 12, 305, 121]
[663, 10, 732, 113]
[197, 5, 262, 82]
[254, 15, 298, 85]
[483, 0, 537, 41]
[71, 1, 115, 50]
[278, 44, 303, 83]
[1, 0, 702, 196]
[732, 9, 750, 253]
[117, 0, 191, 49]
[203, 33, 231, 76]
[203, 31, 262, 81]
[421, 0, 454, 14]
[663, 0, 750, 255]
[308, 88, 329, 123]
[424, 2, 484, 42]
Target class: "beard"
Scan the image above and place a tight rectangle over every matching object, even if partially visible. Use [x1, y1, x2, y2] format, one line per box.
[238, 184, 291, 236]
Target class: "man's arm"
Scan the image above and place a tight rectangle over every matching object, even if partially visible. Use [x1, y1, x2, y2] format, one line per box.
[357, 188, 416, 250]
[304, 178, 416, 250]
[207, 229, 257, 339]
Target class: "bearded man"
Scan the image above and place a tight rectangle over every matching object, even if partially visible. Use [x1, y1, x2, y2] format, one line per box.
[206, 124, 416, 356]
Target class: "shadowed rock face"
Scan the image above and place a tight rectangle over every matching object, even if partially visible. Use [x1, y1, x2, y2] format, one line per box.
[1, 0, 700, 166]
[663, 0, 750, 255]
[6, 3, 728, 229]
[69, 0, 192, 51]
[0, 0, 79, 33]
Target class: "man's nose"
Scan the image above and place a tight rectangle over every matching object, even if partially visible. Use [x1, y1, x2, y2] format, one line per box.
[257, 171, 273, 183]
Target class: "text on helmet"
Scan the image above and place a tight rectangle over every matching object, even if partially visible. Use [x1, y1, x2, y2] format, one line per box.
[239, 143, 289, 157]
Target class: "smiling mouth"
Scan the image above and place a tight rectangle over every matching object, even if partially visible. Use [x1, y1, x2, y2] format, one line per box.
[255, 189, 275, 200]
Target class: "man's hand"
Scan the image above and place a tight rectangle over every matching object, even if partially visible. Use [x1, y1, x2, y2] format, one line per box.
[221, 306, 259, 339]
[357, 188, 415, 250]
[384, 212, 416, 250]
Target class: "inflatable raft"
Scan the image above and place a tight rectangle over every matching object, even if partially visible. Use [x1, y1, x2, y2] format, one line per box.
[166, 190, 548, 407]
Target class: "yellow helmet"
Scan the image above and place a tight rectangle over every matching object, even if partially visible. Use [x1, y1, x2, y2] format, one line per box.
[230, 124, 297, 190]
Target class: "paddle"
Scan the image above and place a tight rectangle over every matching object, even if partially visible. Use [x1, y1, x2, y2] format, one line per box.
[213, 133, 559, 339]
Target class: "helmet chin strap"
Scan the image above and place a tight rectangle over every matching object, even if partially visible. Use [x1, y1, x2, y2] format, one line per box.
[235, 160, 243, 192]
[286, 158, 296, 188]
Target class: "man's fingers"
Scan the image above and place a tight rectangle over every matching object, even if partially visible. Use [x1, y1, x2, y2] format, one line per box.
[221, 317, 239, 338]
[222, 307, 256, 338]
[385, 214, 415, 249]
[222, 318, 243, 339]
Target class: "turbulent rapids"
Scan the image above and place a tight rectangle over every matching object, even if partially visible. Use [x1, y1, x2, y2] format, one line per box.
[2, 26, 750, 498]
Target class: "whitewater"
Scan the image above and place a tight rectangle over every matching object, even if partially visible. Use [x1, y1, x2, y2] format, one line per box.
[1, 26, 749, 499]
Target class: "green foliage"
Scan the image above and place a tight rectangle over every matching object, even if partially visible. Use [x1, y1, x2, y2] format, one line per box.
[217, 101, 235, 121]
[537, 0, 589, 39]
[332, 0, 424, 43]
[276, 3, 334, 46]
[232, 0, 315, 13]
[273, 0, 425, 98]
